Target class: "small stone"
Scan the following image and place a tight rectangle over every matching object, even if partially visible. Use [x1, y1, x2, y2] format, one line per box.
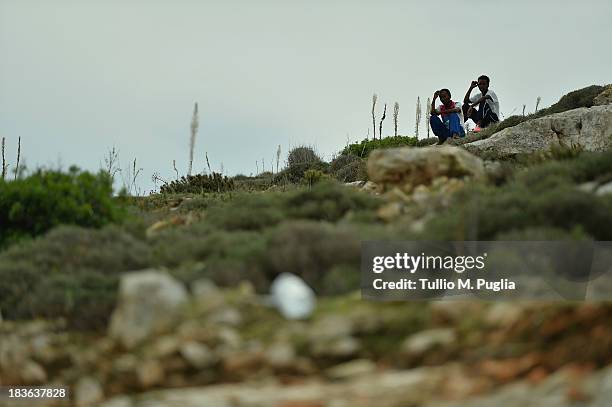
[312, 336, 361, 358]
[326, 359, 377, 380]
[98, 396, 133, 407]
[345, 181, 366, 188]
[401, 329, 456, 355]
[191, 278, 220, 298]
[265, 342, 296, 368]
[595, 181, 612, 196]
[309, 315, 354, 340]
[74, 376, 104, 407]
[209, 307, 243, 327]
[20, 360, 47, 383]
[137, 359, 164, 388]
[377, 202, 403, 221]
[362, 181, 380, 193]
[180, 341, 217, 369]
[148, 335, 181, 358]
[486, 303, 524, 326]
[217, 327, 243, 349]
[577, 181, 598, 193]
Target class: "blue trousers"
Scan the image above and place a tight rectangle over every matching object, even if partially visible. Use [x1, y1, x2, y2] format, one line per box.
[430, 114, 465, 143]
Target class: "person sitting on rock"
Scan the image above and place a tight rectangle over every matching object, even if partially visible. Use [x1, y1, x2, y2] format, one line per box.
[462, 75, 500, 130]
[430, 88, 466, 144]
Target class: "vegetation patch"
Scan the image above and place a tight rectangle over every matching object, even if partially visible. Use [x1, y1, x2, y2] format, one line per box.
[0, 167, 124, 250]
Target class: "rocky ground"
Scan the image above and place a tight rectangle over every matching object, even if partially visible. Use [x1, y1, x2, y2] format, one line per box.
[1, 273, 612, 406]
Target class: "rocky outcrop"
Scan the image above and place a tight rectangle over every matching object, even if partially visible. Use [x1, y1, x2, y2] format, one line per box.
[108, 270, 188, 349]
[464, 105, 612, 159]
[367, 146, 485, 189]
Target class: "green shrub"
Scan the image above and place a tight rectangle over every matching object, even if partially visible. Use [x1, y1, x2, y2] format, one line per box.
[284, 146, 325, 183]
[206, 193, 287, 231]
[160, 172, 234, 194]
[0, 167, 124, 249]
[285, 181, 382, 222]
[540, 85, 604, 115]
[329, 154, 367, 182]
[0, 225, 152, 329]
[264, 220, 361, 293]
[422, 153, 612, 241]
[342, 136, 418, 158]
[303, 169, 327, 187]
[150, 226, 270, 290]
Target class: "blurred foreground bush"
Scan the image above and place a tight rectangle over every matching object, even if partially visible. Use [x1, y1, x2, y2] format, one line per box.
[0, 226, 151, 329]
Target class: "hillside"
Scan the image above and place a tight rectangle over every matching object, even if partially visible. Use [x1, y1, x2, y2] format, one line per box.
[0, 85, 611, 407]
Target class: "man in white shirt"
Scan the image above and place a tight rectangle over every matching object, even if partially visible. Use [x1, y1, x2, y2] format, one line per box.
[462, 75, 500, 129]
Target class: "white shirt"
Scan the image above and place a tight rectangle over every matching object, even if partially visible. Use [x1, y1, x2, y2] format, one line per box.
[469, 89, 500, 118]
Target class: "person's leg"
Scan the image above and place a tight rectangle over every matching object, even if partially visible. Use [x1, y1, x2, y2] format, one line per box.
[462, 103, 471, 122]
[430, 115, 450, 143]
[479, 103, 500, 128]
[465, 103, 483, 125]
[447, 113, 464, 137]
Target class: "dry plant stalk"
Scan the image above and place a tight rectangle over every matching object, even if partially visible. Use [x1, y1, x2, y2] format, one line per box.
[205, 152, 212, 174]
[415, 97, 422, 140]
[378, 103, 387, 139]
[1, 137, 6, 180]
[104, 146, 121, 182]
[276, 144, 281, 174]
[535, 96, 542, 113]
[371, 93, 378, 139]
[173, 159, 179, 180]
[393, 102, 399, 137]
[188, 102, 199, 176]
[426, 97, 431, 138]
[14, 137, 21, 180]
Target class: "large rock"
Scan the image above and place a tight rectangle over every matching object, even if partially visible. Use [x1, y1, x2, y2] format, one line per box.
[109, 270, 188, 349]
[464, 105, 612, 159]
[367, 146, 485, 188]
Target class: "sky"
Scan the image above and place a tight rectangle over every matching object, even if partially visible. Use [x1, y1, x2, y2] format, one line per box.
[1, 0, 611, 193]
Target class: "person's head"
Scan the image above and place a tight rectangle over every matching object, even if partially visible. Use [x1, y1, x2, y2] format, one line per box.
[478, 75, 490, 93]
[439, 88, 452, 105]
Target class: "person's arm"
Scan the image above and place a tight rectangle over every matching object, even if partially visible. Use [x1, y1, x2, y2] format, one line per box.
[469, 94, 492, 107]
[431, 91, 439, 115]
[464, 81, 478, 104]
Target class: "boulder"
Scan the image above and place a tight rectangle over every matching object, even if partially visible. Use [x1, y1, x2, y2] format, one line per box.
[108, 270, 188, 349]
[464, 105, 612, 159]
[367, 146, 485, 189]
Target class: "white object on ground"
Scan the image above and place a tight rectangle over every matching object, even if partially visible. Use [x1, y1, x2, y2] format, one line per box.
[270, 272, 316, 320]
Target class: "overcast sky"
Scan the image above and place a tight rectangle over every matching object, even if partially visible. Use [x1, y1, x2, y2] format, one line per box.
[1, 0, 610, 192]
